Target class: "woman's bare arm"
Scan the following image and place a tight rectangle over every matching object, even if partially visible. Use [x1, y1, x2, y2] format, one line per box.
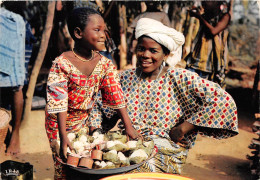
[189, 9, 230, 36]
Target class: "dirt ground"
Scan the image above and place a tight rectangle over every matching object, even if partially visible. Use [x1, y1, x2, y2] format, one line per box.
[0, 88, 257, 180]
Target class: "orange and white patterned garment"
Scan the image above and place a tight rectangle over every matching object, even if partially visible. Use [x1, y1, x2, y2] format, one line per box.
[45, 54, 126, 179]
[45, 54, 125, 142]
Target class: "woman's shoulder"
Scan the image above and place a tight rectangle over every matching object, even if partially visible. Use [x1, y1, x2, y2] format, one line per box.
[119, 68, 136, 76]
[99, 52, 111, 61]
[167, 67, 192, 75]
[117, 68, 137, 81]
[221, 12, 231, 23]
[166, 67, 199, 80]
[51, 53, 72, 69]
[52, 53, 68, 63]
[99, 53, 115, 67]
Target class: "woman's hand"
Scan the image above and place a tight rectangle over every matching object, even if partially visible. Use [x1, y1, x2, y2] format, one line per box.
[57, 112, 73, 161]
[188, 8, 201, 19]
[125, 126, 143, 141]
[170, 121, 195, 145]
[169, 126, 185, 143]
[60, 136, 74, 162]
[116, 108, 143, 141]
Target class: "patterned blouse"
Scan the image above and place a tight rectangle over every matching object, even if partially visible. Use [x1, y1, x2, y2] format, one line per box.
[90, 67, 238, 148]
[45, 54, 125, 141]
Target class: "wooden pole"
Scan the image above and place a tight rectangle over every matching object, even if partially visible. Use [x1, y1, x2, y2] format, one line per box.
[119, 4, 127, 70]
[21, 1, 55, 128]
[104, 1, 115, 19]
[176, 8, 187, 32]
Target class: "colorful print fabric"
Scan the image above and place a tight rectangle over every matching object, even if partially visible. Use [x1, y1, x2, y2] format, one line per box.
[45, 54, 126, 142]
[90, 67, 238, 148]
[185, 12, 229, 73]
[185, 12, 229, 88]
[129, 137, 188, 174]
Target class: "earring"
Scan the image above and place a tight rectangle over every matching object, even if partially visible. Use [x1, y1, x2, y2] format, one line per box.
[162, 60, 166, 67]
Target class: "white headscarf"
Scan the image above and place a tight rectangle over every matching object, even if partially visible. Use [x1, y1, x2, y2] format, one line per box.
[135, 18, 185, 67]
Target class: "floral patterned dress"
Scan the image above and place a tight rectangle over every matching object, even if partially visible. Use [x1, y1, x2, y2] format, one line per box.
[45, 53, 125, 179]
[90, 67, 238, 174]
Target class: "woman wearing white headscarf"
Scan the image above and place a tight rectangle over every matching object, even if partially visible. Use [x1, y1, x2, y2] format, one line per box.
[90, 18, 238, 174]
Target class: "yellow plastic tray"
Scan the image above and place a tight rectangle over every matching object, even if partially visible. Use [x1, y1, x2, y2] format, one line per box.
[100, 172, 193, 180]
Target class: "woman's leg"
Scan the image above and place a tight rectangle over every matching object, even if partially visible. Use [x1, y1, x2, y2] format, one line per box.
[6, 86, 23, 156]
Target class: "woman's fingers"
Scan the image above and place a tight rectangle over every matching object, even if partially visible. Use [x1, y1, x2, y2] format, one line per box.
[71, 149, 77, 154]
[67, 141, 78, 154]
[60, 150, 67, 162]
[130, 133, 144, 141]
[67, 142, 73, 150]
[133, 131, 143, 141]
[177, 139, 188, 147]
[62, 146, 68, 159]
[138, 133, 144, 141]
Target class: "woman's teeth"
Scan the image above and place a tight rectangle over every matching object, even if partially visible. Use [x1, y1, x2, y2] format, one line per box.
[142, 61, 152, 64]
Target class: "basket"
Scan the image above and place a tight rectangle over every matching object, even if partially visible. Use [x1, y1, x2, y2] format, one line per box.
[0, 108, 11, 151]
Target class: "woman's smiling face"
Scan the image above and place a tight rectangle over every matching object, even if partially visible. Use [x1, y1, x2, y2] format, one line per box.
[80, 14, 106, 51]
[136, 36, 166, 74]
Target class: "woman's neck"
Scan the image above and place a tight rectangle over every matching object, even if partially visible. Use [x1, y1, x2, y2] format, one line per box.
[73, 45, 93, 59]
[139, 66, 168, 80]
